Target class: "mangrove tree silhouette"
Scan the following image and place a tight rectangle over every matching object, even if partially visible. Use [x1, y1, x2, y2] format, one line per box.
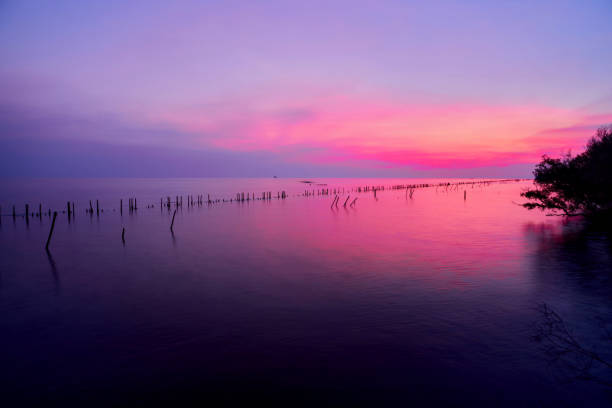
[522, 125, 612, 216]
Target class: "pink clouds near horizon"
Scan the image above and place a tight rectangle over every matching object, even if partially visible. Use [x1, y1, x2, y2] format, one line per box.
[150, 93, 611, 169]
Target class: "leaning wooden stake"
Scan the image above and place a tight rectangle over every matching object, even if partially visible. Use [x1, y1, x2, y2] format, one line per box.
[170, 209, 177, 232]
[331, 195, 339, 209]
[45, 211, 58, 250]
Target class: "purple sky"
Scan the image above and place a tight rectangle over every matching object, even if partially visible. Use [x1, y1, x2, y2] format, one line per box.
[1, 0, 611, 177]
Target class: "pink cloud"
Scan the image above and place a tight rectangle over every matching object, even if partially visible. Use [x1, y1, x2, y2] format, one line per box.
[521, 113, 612, 153]
[150, 93, 611, 169]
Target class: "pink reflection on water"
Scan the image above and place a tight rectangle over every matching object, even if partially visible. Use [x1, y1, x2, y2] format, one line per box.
[165, 180, 551, 292]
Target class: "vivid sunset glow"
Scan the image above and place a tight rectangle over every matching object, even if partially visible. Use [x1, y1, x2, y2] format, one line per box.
[2, 2, 612, 405]
[1, 0, 611, 176]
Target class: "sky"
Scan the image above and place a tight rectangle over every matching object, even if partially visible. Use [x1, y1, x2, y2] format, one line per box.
[1, 0, 611, 178]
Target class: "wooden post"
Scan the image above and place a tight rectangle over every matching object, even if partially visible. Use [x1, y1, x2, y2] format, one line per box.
[45, 212, 58, 250]
[464, 190, 466, 200]
[122, 227, 126, 244]
[170, 209, 177, 232]
[39, 203, 42, 218]
[96, 200, 99, 215]
[25, 204, 29, 220]
[13, 205, 16, 219]
[120, 199, 123, 214]
[67, 201, 71, 217]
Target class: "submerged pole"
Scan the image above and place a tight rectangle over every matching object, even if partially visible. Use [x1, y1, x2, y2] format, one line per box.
[331, 196, 338, 209]
[45, 211, 58, 250]
[170, 209, 177, 232]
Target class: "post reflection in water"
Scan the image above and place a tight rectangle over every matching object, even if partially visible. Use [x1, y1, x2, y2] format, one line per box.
[45, 248, 60, 293]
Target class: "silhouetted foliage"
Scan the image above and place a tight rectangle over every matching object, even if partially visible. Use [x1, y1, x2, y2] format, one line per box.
[522, 125, 612, 216]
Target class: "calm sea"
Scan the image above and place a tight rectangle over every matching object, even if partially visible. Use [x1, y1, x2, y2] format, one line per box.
[1, 178, 611, 406]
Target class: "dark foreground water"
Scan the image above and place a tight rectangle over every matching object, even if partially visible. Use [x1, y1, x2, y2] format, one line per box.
[1, 178, 611, 406]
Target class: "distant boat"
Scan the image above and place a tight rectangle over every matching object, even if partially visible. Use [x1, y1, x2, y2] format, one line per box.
[273, 176, 278, 178]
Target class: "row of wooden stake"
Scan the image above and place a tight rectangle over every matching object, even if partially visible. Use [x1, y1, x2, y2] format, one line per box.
[2, 179, 520, 249]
